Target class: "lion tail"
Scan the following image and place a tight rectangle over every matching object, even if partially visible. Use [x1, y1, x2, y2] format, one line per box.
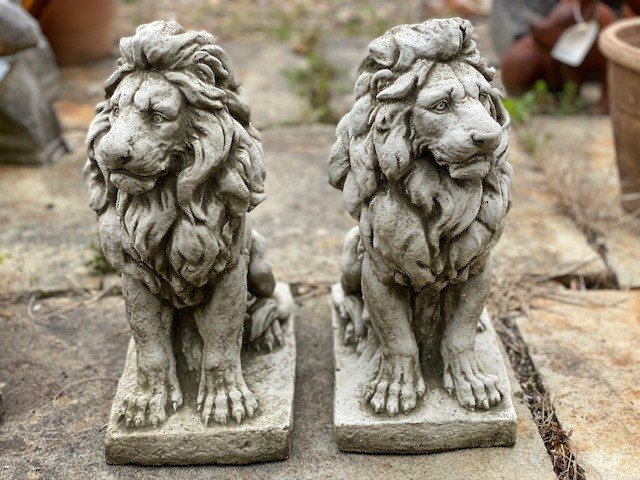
[332, 226, 370, 354]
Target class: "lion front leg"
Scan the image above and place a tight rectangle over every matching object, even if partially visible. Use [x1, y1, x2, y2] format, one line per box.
[118, 274, 183, 428]
[441, 261, 507, 410]
[361, 253, 425, 416]
[194, 255, 257, 426]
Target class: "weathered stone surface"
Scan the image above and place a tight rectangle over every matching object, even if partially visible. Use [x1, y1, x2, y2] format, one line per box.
[517, 291, 640, 480]
[333, 302, 517, 453]
[225, 42, 307, 129]
[105, 285, 296, 465]
[0, 294, 555, 478]
[0, 0, 59, 98]
[252, 125, 355, 285]
[493, 133, 609, 280]
[0, 150, 101, 296]
[329, 20, 525, 446]
[0, 2, 66, 165]
[321, 36, 369, 120]
[603, 225, 640, 289]
[493, 202, 608, 280]
[0, 60, 67, 165]
[528, 117, 619, 189]
[0, 1, 39, 55]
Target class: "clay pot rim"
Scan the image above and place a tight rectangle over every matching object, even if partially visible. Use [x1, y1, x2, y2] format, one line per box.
[599, 17, 640, 72]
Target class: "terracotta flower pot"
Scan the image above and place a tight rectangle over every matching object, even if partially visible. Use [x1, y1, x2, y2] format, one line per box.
[599, 18, 640, 213]
[26, 0, 117, 65]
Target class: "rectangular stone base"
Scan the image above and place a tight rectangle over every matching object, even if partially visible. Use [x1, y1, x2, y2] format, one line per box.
[332, 287, 517, 453]
[105, 283, 296, 465]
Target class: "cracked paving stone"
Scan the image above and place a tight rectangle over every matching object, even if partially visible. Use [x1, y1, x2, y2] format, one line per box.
[516, 290, 640, 480]
[0, 294, 554, 479]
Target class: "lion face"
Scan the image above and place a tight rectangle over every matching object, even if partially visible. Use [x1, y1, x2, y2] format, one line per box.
[410, 63, 503, 180]
[95, 72, 188, 195]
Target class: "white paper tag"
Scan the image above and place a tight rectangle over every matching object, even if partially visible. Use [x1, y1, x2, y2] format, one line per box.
[0, 59, 9, 82]
[551, 20, 599, 67]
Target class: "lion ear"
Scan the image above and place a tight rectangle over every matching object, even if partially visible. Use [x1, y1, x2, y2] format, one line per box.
[372, 104, 412, 181]
[368, 36, 398, 67]
[84, 158, 110, 213]
[329, 115, 351, 190]
[489, 87, 509, 128]
[85, 102, 112, 213]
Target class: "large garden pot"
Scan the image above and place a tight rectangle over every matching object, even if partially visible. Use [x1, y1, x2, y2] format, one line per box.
[599, 17, 640, 213]
[25, 0, 117, 65]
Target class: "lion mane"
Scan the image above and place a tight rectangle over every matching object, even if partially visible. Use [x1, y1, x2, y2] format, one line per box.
[329, 18, 512, 290]
[85, 21, 265, 307]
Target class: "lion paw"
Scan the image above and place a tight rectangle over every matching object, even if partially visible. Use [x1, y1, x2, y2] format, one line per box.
[118, 385, 182, 428]
[197, 363, 258, 426]
[365, 354, 426, 416]
[442, 348, 506, 410]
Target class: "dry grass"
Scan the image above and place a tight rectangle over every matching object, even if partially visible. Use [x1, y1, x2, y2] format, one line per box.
[488, 264, 597, 480]
[517, 126, 640, 253]
[531, 150, 618, 242]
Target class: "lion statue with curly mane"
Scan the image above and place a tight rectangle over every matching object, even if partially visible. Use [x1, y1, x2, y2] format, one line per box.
[330, 18, 512, 416]
[85, 21, 291, 428]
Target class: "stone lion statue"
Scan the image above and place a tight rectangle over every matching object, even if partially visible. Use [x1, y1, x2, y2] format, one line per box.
[330, 18, 512, 415]
[85, 21, 290, 427]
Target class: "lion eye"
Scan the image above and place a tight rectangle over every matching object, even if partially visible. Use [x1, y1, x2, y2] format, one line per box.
[431, 100, 449, 112]
[151, 112, 165, 124]
[112, 107, 120, 117]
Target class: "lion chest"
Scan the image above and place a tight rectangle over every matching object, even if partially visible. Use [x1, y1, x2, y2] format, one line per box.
[98, 197, 246, 309]
[360, 178, 508, 290]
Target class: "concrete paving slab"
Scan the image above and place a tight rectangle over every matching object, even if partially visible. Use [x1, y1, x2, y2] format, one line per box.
[332, 297, 517, 453]
[0, 148, 101, 296]
[494, 136, 608, 280]
[322, 36, 369, 120]
[493, 202, 608, 281]
[252, 125, 355, 286]
[517, 291, 640, 480]
[603, 225, 640, 289]
[0, 294, 555, 479]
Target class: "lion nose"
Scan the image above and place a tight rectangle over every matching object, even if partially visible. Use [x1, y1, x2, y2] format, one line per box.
[471, 130, 501, 151]
[101, 136, 132, 167]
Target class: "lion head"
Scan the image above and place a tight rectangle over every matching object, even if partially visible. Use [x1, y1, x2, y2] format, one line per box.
[85, 21, 265, 306]
[329, 18, 510, 218]
[329, 18, 512, 289]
